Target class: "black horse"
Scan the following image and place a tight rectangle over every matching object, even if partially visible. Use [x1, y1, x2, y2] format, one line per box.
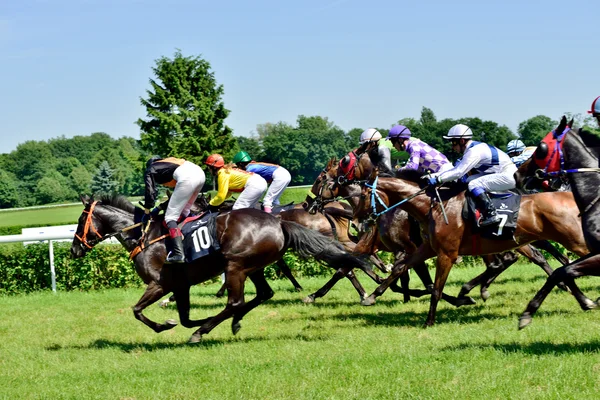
[515, 116, 600, 328]
[71, 194, 371, 343]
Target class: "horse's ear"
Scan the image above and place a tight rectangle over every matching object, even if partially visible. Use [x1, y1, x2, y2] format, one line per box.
[568, 118, 574, 128]
[557, 115, 567, 134]
[79, 194, 90, 205]
[341, 155, 351, 168]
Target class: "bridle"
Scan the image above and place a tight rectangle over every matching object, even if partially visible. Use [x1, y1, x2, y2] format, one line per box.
[74, 201, 143, 252]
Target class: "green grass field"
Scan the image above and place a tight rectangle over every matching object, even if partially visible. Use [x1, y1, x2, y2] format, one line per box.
[2, 263, 600, 399]
[0, 187, 312, 228]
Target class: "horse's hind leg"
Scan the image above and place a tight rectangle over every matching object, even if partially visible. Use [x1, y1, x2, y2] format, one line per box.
[519, 253, 600, 330]
[133, 281, 178, 333]
[188, 265, 250, 343]
[303, 266, 365, 303]
[231, 270, 275, 335]
[276, 258, 303, 291]
[526, 241, 570, 292]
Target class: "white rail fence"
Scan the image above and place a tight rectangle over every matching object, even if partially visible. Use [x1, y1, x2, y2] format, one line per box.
[0, 225, 118, 293]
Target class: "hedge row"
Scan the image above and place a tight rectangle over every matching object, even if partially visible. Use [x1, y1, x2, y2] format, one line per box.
[0, 242, 335, 295]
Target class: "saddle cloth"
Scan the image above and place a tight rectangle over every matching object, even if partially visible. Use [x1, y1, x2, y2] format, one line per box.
[180, 212, 221, 262]
[462, 192, 521, 240]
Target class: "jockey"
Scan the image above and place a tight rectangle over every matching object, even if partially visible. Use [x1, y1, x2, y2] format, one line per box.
[205, 153, 268, 211]
[232, 151, 291, 213]
[427, 124, 518, 227]
[589, 96, 600, 126]
[507, 139, 535, 167]
[387, 124, 452, 174]
[359, 128, 393, 171]
[143, 156, 206, 264]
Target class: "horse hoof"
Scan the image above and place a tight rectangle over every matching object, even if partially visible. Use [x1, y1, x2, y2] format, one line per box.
[456, 296, 476, 307]
[165, 319, 178, 328]
[302, 296, 315, 304]
[557, 282, 571, 293]
[295, 287, 303, 292]
[361, 296, 376, 306]
[582, 299, 598, 311]
[481, 290, 490, 302]
[518, 314, 532, 330]
[215, 291, 225, 298]
[188, 333, 202, 344]
[232, 321, 241, 335]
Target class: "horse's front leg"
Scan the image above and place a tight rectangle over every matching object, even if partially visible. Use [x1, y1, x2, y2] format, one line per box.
[425, 252, 457, 327]
[132, 281, 178, 333]
[303, 266, 361, 303]
[231, 269, 275, 335]
[189, 265, 247, 343]
[519, 253, 600, 329]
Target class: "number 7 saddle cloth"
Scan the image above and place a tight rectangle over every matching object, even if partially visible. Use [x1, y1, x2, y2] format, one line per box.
[462, 192, 521, 241]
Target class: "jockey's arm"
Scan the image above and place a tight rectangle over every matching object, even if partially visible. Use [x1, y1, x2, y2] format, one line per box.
[143, 169, 157, 209]
[435, 150, 480, 183]
[399, 147, 420, 172]
[209, 170, 231, 206]
[378, 145, 392, 171]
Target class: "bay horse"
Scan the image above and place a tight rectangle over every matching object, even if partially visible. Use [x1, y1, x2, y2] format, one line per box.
[71, 194, 371, 343]
[515, 116, 600, 328]
[328, 146, 571, 302]
[347, 148, 593, 326]
[308, 157, 475, 306]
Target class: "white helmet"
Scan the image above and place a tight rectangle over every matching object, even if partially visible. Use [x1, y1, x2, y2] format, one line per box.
[507, 139, 526, 154]
[359, 128, 382, 144]
[443, 124, 473, 140]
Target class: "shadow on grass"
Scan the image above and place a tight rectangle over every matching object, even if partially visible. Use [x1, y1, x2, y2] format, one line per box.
[45, 331, 331, 352]
[444, 340, 600, 355]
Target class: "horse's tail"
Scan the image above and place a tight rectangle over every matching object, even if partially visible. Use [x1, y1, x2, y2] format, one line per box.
[280, 220, 370, 269]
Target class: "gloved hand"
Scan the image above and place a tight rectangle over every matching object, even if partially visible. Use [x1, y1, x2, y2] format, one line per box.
[150, 207, 161, 218]
[141, 209, 151, 223]
[427, 177, 439, 186]
[207, 204, 220, 213]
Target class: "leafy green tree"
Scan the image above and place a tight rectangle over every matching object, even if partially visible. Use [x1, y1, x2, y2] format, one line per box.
[0, 169, 21, 208]
[69, 166, 92, 196]
[35, 170, 72, 204]
[261, 116, 351, 184]
[517, 115, 557, 146]
[90, 161, 118, 195]
[137, 50, 236, 165]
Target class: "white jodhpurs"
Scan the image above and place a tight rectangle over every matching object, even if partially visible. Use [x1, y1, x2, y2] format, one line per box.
[467, 164, 518, 193]
[232, 174, 268, 210]
[262, 167, 291, 208]
[165, 161, 206, 223]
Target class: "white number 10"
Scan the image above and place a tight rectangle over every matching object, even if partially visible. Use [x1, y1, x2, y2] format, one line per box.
[192, 226, 211, 251]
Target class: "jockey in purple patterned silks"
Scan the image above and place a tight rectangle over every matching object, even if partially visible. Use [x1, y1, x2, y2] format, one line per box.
[386, 124, 452, 174]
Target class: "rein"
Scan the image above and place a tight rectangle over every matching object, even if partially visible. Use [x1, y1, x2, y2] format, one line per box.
[364, 176, 427, 221]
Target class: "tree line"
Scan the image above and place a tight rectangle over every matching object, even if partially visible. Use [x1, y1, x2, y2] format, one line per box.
[1, 50, 597, 209]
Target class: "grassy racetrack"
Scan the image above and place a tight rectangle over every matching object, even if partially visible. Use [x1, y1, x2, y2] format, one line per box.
[2, 263, 600, 399]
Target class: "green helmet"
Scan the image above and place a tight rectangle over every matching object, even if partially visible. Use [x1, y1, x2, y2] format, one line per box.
[233, 151, 252, 163]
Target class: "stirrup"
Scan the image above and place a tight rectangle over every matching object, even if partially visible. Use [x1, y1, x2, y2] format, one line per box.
[165, 253, 185, 264]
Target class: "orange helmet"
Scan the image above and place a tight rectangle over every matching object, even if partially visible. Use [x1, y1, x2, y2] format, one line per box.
[205, 153, 224, 168]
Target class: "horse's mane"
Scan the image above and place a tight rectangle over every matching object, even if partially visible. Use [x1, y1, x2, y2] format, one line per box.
[577, 128, 600, 153]
[394, 169, 426, 183]
[95, 193, 136, 213]
[365, 145, 395, 177]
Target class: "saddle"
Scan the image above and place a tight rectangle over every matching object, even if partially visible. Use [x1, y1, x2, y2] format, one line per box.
[462, 191, 521, 240]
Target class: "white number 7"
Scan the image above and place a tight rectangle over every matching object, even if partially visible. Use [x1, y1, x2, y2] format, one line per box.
[496, 214, 508, 236]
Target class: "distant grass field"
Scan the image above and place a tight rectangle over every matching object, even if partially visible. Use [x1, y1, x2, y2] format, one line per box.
[0, 186, 312, 228]
[2, 263, 600, 399]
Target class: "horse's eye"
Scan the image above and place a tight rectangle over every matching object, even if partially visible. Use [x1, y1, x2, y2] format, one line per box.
[535, 142, 549, 159]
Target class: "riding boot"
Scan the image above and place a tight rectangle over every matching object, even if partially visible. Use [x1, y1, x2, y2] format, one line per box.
[165, 228, 185, 264]
[475, 192, 500, 227]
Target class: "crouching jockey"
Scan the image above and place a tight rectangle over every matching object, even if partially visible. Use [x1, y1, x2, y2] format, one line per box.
[359, 128, 394, 172]
[205, 153, 268, 211]
[426, 124, 518, 227]
[387, 124, 453, 174]
[232, 151, 291, 213]
[143, 156, 206, 263]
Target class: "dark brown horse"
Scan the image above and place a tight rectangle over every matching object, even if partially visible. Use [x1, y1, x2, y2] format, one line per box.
[210, 197, 385, 302]
[346, 153, 592, 326]
[515, 116, 600, 328]
[71, 194, 371, 343]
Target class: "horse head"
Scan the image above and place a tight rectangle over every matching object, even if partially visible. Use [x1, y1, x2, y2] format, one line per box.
[514, 116, 573, 192]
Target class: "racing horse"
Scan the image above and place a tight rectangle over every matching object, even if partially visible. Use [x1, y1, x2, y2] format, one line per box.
[321, 146, 571, 302]
[344, 145, 593, 326]
[515, 116, 600, 328]
[71, 194, 371, 343]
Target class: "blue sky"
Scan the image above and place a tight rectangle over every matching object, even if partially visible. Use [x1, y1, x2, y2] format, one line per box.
[1, 0, 598, 154]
